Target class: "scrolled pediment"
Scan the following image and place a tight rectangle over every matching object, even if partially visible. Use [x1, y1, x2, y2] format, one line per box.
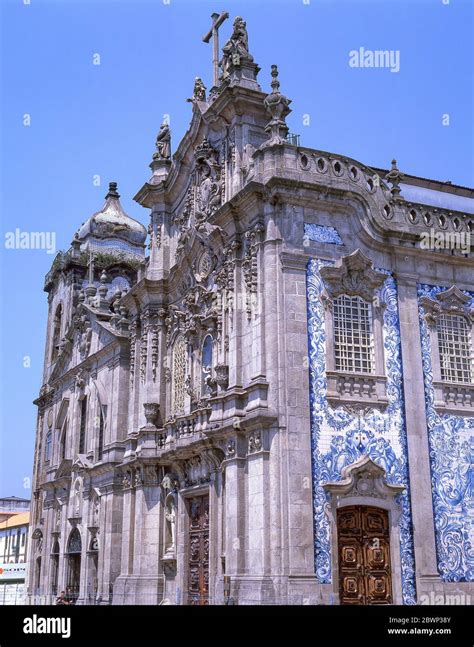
[320, 249, 387, 302]
[421, 285, 473, 326]
[323, 455, 404, 500]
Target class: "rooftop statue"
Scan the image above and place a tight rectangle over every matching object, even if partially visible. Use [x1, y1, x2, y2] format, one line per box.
[154, 122, 171, 160]
[221, 16, 252, 78]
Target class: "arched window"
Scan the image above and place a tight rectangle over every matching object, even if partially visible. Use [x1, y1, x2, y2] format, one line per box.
[333, 294, 374, 374]
[66, 529, 82, 603]
[97, 403, 106, 462]
[50, 540, 60, 596]
[59, 418, 68, 461]
[79, 397, 87, 454]
[437, 313, 473, 383]
[34, 557, 42, 593]
[44, 429, 52, 463]
[201, 335, 213, 397]
[51, 304, 62, 362]
[67, 528, 82, 554]
[171, 337, 187, 415]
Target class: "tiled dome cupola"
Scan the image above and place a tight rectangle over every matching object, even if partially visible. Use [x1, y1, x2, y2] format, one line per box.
[76, 182, 147, 258]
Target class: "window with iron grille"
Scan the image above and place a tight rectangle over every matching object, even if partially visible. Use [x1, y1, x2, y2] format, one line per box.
[333, 294, 375, 373]
[437, 314, 473, 383]
[172, 337, 187, 415]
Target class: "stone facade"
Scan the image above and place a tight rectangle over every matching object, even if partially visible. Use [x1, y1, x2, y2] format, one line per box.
[26, 15, 474, 605]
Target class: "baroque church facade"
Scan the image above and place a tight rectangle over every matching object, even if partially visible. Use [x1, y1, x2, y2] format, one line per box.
[27, 15, 474, 605]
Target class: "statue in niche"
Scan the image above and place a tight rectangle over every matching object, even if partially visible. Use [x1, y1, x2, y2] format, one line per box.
[196, 164, 221, 219]
[198, 166, 213, 213]
[164, 493, 177, 556]
[92, 497, 100, 526]
[73, 480, 82, 517]
[154, 122, 171, 160]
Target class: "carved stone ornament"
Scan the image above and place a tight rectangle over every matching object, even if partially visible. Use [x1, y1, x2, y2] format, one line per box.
[226, 438, 236, 456]
[320, 249, 387, 302]
[214, 363, 229, 391]
[323, 455, 405, 500]
[129, 317, 138, 384]
[248, 431, 262, 454]
[76, 312, 92, 359]
[174, 138, 223, 263]
[243, 224, 264, 319]
[197, 251, 213, 280]
[182, 449, 223, 487]
[122, 471, 132, 490]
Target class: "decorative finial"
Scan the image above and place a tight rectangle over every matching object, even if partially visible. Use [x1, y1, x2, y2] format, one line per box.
[71, 232, 81, 257]
[98, 270, 108, 302]
[270, 64, 280, 93]
[106, 182, 120, 199]
[262, 64, 292, 147]
[385, 159, 404, 199]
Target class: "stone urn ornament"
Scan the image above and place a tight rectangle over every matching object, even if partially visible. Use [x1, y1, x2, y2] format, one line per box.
[143, 402, 160, 428]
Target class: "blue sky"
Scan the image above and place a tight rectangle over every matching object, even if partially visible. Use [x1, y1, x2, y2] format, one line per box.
[0, 0, 472, 496]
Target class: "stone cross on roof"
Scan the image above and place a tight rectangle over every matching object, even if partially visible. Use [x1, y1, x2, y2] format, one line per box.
[202, 11, 229, 87]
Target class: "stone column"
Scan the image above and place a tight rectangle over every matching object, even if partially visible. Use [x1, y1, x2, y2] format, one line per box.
[396, 274, 439, 594]
[57, 498, 69, 600]
[222, 437, 246, 584]
[280, 252, 319, 603]
[96, 481, 123, 604]
[76, 496, 90, 605]
[113, 473, 136, 604]
[244, 432, 272, 603]
[130, 468, 163, 604]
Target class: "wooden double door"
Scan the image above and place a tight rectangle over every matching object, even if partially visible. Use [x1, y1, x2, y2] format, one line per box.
[337, 505, 393, 605]
[187, 495, 209, 605]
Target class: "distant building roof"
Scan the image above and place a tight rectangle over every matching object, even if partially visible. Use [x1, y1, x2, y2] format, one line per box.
[0, 496, 30, 502]
[0, 512, 30, 529]
[398, 184, 474, 214]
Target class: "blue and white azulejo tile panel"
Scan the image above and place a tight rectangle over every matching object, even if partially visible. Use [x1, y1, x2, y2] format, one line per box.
[306, 258, 417, 604]
[418, 284, 474, 582]
[304, 223, 343, 246]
